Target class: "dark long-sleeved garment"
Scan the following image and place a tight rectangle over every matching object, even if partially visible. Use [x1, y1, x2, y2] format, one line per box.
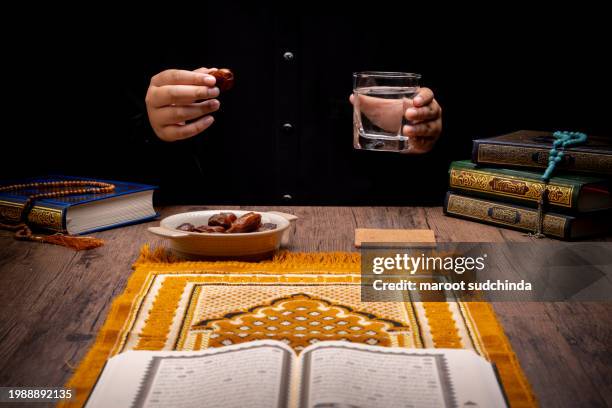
[122, 9, 455, 205]
[7, 5, 609, 205]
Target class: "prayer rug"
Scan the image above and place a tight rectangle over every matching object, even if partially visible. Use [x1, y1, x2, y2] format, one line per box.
[62, 246, 537, 407]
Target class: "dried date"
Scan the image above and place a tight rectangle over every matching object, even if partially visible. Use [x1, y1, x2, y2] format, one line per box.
[208, 212, 237, 228]
[257, 223, 277, 232]
[194, 225, 226, 233]
[211, 68, 234, 91]
[176, 223, 196, 232]
[226, 212, 262, 233]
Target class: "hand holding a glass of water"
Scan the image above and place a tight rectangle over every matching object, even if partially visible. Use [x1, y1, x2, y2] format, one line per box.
[350, 71, 442, 153]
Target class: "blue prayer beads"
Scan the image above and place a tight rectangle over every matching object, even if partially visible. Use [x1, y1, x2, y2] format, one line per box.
[541, 131, 587, 182]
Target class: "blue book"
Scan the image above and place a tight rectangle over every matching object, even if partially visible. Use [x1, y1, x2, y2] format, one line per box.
[0, 176, 158, 235]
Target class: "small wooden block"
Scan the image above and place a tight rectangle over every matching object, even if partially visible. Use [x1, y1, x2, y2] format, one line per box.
[354, 228, 436, 248]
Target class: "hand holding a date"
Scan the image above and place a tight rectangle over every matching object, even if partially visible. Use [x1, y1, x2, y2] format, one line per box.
[145, 68, 233, 142]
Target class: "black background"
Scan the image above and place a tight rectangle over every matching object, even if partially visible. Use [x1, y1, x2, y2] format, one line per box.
[2, 4, 610, 205]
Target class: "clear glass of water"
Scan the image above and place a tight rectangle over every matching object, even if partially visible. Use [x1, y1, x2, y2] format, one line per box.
[353, 71, 421, 153]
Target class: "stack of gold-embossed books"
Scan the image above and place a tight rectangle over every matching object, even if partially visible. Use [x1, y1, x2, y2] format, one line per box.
[444, 130, 612, 240]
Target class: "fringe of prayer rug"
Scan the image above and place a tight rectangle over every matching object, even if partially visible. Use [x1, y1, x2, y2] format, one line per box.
[61, 245, 537, 407]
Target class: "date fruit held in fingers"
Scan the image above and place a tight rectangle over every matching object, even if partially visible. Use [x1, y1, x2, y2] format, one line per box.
[211, 69, 235, 91]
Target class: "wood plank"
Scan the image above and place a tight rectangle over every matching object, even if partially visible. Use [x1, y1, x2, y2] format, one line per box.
[493, 302, 611, 407]
[543, 302, 612, 404]
[354, 228, 436, 247]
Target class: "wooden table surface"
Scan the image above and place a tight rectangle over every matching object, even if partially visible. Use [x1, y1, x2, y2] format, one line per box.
[0, 206, 611, 407]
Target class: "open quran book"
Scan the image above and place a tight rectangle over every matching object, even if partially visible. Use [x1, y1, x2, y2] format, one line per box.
[85, 340, 507, 408]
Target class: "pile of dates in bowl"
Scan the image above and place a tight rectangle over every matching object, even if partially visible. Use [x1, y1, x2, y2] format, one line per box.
[176, 212, 277, 234]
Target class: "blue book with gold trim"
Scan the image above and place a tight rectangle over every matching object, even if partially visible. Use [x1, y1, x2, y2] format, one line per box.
[0, 176, 157, 235]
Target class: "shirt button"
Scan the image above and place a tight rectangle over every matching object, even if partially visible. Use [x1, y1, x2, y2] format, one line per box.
[282, 194, 293, 202]
[283, 51, 294, 61]
[282, 123, 293, 133]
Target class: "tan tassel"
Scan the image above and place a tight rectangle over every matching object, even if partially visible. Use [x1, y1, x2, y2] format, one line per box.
[37, 234, 105, 250]
[14, 225, 104, 250]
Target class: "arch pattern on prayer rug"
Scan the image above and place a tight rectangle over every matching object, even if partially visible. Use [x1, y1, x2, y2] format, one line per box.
[190, 293, 411, 351]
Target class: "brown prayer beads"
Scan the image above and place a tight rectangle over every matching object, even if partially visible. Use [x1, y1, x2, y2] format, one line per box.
[0, 181, 115, 210]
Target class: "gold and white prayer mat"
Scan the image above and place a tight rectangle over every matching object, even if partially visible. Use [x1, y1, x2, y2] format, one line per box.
[62, 247, 536, 408]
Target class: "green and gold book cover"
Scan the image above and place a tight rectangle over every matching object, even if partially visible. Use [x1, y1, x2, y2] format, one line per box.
[448, 160, 611, 212]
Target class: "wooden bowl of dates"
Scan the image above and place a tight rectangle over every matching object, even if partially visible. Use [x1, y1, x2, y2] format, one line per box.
[148, 210, 297, 259]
